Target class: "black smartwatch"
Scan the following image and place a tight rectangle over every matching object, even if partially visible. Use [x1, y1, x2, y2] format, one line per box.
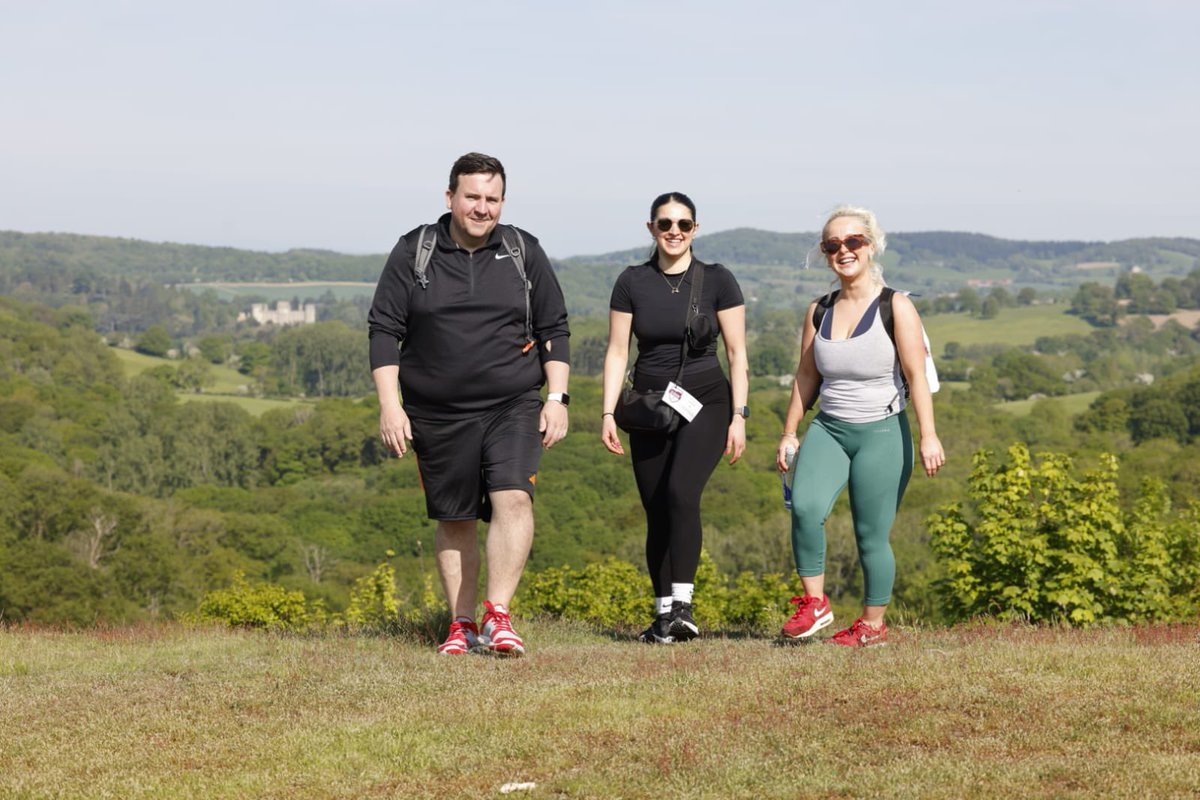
[547, 392, 570, 406]
[734, 405, 749, 419]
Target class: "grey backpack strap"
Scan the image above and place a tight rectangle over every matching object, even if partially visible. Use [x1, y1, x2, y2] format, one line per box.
[500, 226, 534, 349]
[413, 225, 434, 289]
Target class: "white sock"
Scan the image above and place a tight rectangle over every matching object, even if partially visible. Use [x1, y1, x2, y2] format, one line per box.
[671, 583, 694, 604]
[656, 597, 673, 616]
[489, 603, 508, 615]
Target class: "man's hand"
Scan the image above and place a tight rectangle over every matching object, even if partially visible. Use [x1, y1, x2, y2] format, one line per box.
[379, 403, 412, 457]
[540, 400, 568, 449]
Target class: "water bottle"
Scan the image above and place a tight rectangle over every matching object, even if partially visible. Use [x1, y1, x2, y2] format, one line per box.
[782, 444, 797, 510]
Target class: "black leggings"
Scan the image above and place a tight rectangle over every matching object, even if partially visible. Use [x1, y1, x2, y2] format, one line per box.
[629, 367, 731, 597]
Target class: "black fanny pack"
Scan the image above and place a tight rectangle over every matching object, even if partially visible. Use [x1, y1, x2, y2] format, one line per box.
[614, 263, 706, 435]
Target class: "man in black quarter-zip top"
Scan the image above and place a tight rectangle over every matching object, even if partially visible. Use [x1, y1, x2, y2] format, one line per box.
[368, 152, 570, 657]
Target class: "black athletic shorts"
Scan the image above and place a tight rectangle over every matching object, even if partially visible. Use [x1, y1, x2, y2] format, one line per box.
[410, 395, 543, 522]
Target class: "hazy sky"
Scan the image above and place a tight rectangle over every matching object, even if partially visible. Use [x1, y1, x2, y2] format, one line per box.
[3, 1, 1197, 259]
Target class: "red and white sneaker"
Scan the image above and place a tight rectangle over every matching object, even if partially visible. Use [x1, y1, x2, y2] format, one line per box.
[480, 601, 525, 656]
[437, 618, 480, 656]
[781, 594, 834, 640]
[829, 618, 887, 648]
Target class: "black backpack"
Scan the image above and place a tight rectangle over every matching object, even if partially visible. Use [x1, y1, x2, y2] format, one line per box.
[411, 224, 534, 352]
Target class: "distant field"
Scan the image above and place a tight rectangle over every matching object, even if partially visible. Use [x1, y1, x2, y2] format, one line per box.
[178, 281, 376, 302]
[997, 391, 1101, 417]
[111, 347, 250, 393]
[110, 347, 311, 415]
[924, 304, 1093, 350]
[2, 622, 1197, 799]
[177, 393, 310, 416]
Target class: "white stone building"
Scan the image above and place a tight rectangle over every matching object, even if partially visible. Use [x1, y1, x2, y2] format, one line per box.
[239, 301, 317, 326]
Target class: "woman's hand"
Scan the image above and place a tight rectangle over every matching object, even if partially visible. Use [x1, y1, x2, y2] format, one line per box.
[725, 416, 746, 464]
[600, 414, 625, 456]
[920, 434, 945, 477]
[776, 433, 799, 472]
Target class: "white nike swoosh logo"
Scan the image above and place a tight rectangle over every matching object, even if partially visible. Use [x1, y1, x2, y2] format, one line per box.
[495, 253, 512, 260]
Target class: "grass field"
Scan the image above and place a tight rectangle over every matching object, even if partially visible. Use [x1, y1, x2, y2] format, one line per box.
[2, 622, 1198, 799]
[923, 305, 1092, 350]
[997, 391, 1102, 417]
[111, 347, 250, 393]
[177, 393, 310, 416]
[110, 347, 310, 416]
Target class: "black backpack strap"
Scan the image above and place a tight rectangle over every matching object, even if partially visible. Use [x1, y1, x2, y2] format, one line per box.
[413, 225, 434, 289]
[877, 286, 910, 402]
[803, 290, 839, 410]
[811, 290, 839, 337]
[878, 286, 896, 346]
[500, 225, 534, 351]
[673, 261, 706, 385]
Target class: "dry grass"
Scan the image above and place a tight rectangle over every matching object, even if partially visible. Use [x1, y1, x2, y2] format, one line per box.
[2, 621, 1198, 799]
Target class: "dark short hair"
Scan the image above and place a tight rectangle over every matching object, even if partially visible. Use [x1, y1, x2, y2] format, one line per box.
[649, 192, 696, 222]
[449, 152, 507, 198]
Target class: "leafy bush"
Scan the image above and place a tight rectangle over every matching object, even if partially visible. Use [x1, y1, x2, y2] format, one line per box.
[344, 560, 401, 628]
[519, 558, 649, 628]
[519, 551, 798, 632]
[188, 572, 323, 631]
[928, 444, 1200, 624]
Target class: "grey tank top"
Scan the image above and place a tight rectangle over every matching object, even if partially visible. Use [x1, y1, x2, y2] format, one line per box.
[813, 303, 906, 423]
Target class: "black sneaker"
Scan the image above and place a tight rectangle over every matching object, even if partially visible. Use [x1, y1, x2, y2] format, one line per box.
[639, 613, 675, 644]
[669, 601, 699, 641]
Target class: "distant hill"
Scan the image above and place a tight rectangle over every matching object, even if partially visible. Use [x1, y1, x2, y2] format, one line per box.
[0, 230, 381, 285]
[2, 228, 1197, 317]
[558, 229, 1200, 315]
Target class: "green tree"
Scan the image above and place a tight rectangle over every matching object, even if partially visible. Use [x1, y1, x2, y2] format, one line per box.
[1071, 282, 1120, 326]
[174, 357, 213, 392]
[1128, 393, 1189, 444]
[236, 340, 272, 377]
[136, 325, 172, 357]
[270, 321, 370, 397]
[197, 335, 233, 364]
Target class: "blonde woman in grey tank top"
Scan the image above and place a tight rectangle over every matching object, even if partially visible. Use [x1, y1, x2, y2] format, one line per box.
[775, 206, 945, 647]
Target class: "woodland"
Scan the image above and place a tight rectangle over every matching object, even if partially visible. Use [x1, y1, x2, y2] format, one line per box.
[2, 230, 1199, 627]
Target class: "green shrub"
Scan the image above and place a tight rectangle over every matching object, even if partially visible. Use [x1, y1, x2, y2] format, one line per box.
[519, 557, 650, 628]
[928, 444, 1200, 624]
[519, 551, 797, 633]
[188, 572, 323, 631]
[344, 560, 401, 629]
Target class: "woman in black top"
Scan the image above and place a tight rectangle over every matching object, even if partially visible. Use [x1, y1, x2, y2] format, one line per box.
[600, 192, 749, 643]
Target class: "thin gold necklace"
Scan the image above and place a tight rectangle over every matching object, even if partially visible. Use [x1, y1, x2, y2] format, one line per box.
[659, 266, 688, 294]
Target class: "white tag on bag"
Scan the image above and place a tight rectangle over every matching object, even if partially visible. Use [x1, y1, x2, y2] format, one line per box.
[663, 381, 703, 422]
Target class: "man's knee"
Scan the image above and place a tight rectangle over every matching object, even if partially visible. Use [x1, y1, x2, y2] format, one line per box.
[437, 519, 477, 543]
[488, 489, 533, 521]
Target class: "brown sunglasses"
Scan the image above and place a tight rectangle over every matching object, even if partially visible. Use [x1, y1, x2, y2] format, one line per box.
[654, 218, 695, 233]
[820, 235, 870, 254]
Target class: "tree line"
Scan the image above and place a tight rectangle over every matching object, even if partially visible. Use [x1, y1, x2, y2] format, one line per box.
[2, 290, 1199, 627]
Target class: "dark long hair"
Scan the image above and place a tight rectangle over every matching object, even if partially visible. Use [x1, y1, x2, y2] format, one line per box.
[648, 192, 697, 263]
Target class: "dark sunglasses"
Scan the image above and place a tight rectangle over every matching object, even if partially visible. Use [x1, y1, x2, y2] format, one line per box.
[655, 218, 695, 233]
[820, 234, 870, 254]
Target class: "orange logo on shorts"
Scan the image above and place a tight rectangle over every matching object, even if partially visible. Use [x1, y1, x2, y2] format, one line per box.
[528, 474, 537, 485]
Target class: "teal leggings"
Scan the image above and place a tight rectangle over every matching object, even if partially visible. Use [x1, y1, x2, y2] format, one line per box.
[789, 411, 913, 606]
